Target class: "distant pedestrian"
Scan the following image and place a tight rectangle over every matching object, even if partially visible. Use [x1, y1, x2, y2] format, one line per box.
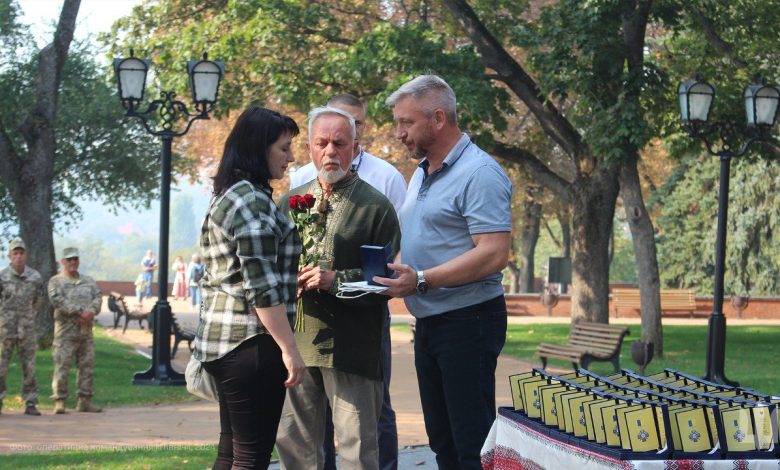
[186, 254, 204, 312]
[0, 239, 43, 416]
[134, 273, 147, 309]
[48, 247, 103, 414]
[171, 255, 187, 300]
[140, 250, 157, 298]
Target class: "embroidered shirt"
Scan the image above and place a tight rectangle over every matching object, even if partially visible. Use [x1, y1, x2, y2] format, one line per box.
[281, 174, 400, 380]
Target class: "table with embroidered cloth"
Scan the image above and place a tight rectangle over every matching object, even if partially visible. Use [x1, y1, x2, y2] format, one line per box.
[480, 408, 780, 470]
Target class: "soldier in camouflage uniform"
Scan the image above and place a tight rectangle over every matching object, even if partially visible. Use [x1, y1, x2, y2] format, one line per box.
[48, 247, 102, 414]
[0, 239, 43, 416]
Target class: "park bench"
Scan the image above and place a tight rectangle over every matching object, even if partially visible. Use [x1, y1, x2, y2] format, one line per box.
[612, 288, 697, 318]
[171, 313, 196, 359]
[535, 322, 630, 372]
[107, 291, 149, 334]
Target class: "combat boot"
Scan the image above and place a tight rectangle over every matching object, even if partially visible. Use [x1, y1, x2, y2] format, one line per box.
[24, 403, 41, 416]
[53, 400, 66, 415]
[76, 397, 102, 413]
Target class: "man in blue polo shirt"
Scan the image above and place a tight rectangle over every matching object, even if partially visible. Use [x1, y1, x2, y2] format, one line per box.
[376, 74, 512, 470]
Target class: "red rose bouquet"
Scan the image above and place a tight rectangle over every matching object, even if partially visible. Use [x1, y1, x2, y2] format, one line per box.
[288, 193, 324, 331]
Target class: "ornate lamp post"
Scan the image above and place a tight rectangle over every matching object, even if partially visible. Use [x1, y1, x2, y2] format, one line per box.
[114, 50, 224, 385]
[678, 75, 779, 386]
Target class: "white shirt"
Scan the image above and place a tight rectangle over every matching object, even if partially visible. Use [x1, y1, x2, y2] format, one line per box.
[288, 149, 407, 213]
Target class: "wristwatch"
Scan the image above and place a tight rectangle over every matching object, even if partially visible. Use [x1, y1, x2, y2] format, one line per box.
[416, 270, 429, 295]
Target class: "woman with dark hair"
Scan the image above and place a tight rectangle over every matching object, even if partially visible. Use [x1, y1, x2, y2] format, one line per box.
[194, 106, 306, 469]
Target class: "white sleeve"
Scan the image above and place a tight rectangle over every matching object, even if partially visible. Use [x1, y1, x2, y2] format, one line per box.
[289, 163, 316, 190]
[385, 170, 408, 214]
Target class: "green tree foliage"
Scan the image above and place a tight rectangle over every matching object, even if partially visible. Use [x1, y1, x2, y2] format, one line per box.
[657, 156, 780, 296]
[103, 0, 512, 142]
[0, 6, 159, 236]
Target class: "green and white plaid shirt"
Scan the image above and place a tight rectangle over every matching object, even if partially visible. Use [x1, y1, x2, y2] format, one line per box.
[194, 180, 301, 362]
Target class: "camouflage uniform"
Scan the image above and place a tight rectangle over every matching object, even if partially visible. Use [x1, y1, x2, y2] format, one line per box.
[0, 265, 43, 405]
[47, 273, 101, 401]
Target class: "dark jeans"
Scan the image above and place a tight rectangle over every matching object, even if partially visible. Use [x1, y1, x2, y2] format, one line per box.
[203, 334, 287, 470]
[414, 296, 507, 470]
[323, 310, 398, 470]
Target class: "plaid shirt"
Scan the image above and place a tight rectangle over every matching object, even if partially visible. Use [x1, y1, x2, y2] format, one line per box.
[194, 180, 301, 362]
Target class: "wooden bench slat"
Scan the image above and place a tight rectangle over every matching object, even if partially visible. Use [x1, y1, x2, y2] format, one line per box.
[612, 288, 696, 318]
[535, 321, 629, 372]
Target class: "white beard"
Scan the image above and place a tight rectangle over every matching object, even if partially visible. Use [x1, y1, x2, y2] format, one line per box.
[318, 165, 348, 184]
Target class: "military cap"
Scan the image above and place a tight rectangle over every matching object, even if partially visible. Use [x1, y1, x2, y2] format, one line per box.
[61, 247, 79, 259]
[8, 238, 26, 252]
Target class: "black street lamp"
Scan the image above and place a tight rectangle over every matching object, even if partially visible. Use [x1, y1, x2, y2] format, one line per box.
[678, 75, 779, 386]
[114, 50, 224, 385]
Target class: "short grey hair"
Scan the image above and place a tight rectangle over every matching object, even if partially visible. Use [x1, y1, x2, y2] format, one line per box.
[307, 106, 356, 142]
[385, 74, 457, 123]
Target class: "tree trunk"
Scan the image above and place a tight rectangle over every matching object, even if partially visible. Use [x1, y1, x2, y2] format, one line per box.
[558, 211, 571, 258]
[14, 142, 57, 347]
[517, 196, 542, 293]
[570, 168, 620, 324]
[505, 262, 520, 294]
[557, 209, 571, 293]
[14, 184, 56, 348]
[620, 155, 663, 357]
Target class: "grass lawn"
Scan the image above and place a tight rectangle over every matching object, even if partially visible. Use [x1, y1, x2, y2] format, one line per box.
[1, 327, 196, 411]
[0, 445, 218, 469]
[393, 322, 780, 394]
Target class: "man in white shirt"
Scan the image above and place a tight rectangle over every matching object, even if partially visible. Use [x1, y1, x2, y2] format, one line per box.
[289, 94, 405, 470]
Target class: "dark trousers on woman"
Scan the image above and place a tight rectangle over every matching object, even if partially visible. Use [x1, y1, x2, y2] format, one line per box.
[203, 334, 287, 470]
[413, 296, 507, 470]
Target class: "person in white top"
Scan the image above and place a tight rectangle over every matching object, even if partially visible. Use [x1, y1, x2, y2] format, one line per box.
[289, 94, 405, 470]
[289, 95, 407, 214]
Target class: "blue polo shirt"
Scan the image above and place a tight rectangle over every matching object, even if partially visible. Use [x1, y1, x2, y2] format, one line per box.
[399, 133, 513, 318]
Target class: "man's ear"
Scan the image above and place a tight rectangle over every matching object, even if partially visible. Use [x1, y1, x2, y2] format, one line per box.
[433, 109, 446, 130]
[353, 139, 360, 157]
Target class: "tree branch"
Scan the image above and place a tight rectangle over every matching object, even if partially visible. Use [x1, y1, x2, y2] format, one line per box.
[491, 141, 573, 202]
[20, 0, 80, 140]
[688, 8, 748, 69]
[442, 0, 585, 162]
[543, 219, 562, 249]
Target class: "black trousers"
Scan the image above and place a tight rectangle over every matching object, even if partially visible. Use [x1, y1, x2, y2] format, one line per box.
[414, 296, 507, 470]
[203, 334, 287, 470]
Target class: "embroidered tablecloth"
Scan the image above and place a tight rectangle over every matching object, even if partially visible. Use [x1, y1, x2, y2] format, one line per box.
[481, 409, 779, 470]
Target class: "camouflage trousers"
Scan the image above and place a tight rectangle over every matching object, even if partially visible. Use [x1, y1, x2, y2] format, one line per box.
[50, 335, 94, 400]
[0, 337, 39, 404]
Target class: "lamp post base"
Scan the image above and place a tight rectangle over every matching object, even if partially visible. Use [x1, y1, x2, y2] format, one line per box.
[702, 313, 739, 387]
[132, 368, 186, 386]
[132, 300, 186, 386]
